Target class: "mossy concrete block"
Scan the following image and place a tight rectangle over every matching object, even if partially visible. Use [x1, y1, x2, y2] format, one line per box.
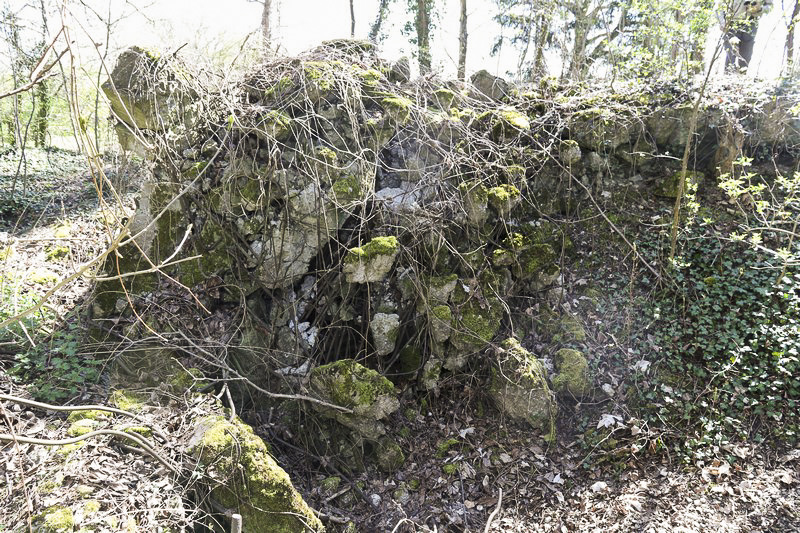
[343, 236, 399, 283]
[552, 348, 591, 398]
[559, 139, 582, 165]
[309, 359, 400, 440]
[370, 312, 400, 356]
[447, 300, 502, 369]
[255, 110, 292, 142]
[457, 181, 489, 226]
[381, 96, 413, 125]
[424, 273, 458, 305]
[470, 70, 511, 102]
[569, 107, 631, 151]
[429, 304, 452, 344]
[432, 88, 456, 110]
[478, 108, 530, 141]
[375, 438, 405, 472]
[489, 338, 556, 434]
[656, 170, 704, 198]
[487, 184, 521, 216]
[187, 415, 323, 532]
[388, 56, 410, 83]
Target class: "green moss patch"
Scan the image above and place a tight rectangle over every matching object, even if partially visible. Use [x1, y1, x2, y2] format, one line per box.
[381, 96, 413, 124]
[189, 415, 323, 532]
[67, 419, 98, 437]
[35, 506, 74, 532]
[552, 348, 591, 398]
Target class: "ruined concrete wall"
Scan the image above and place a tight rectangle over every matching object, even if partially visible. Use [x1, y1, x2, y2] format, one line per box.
[95, 42, 800, 476]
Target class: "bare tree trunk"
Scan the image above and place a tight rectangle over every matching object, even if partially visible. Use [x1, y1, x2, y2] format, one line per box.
[458, 0, 467, 80]
[533, 11, 550, 77]
[33, 0, 49, 148]
[416, 0, 431, 74]
[349, 0, 355, 37]
[261, 0, 272, 53]
[369, 0, 391, 42]
[787, 0, 800, 74]
[568, 6, 590, 80]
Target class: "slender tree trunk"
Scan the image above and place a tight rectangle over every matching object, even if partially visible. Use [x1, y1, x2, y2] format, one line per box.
[349, 0, 355, 37]
[458, 0, 467, 80]
[514, 1, 535, 80]
[416, 0, 431, 74]
[33, 0, 49, 148]
[369, 0, 390, 42]
[568, 6, 590, 80]
[95, 3, 112, 151]
[533, 11, 550, 77]
[261, 0, 272, 53]
[787, 0, 800, 74]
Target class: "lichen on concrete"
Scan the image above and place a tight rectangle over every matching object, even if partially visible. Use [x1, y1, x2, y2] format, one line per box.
[370, 312, 400, 356]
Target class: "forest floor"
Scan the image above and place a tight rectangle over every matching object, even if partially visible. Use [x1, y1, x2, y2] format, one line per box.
[0, 148, 798, 532]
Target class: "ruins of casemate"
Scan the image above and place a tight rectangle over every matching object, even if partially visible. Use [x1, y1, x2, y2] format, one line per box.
[93, 41, 800, 531]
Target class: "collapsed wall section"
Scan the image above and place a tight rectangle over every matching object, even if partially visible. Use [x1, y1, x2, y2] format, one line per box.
[94, 42, 800, 472]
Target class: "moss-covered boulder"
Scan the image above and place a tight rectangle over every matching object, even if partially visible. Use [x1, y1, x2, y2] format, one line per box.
[552, 348, 592, 398]
[487, 184, 521, 216]
[470, 70, 511, 102]
[489, 338, 556, 435]
[458, 181, 489, 226]
[375, 437, 406, 472]
[343, 236, 399, 283]
[569, 107, 632, 152]
[187, 415, 323, 532]
[101, 46, 197, 153]
[309, 359, 400, 439]
[559, 139, 582, 165]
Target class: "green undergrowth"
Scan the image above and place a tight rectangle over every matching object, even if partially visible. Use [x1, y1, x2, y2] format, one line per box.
[574, 199, 799, 467]
[10, 321, 103, 403]
[644, 232, 800, 453]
